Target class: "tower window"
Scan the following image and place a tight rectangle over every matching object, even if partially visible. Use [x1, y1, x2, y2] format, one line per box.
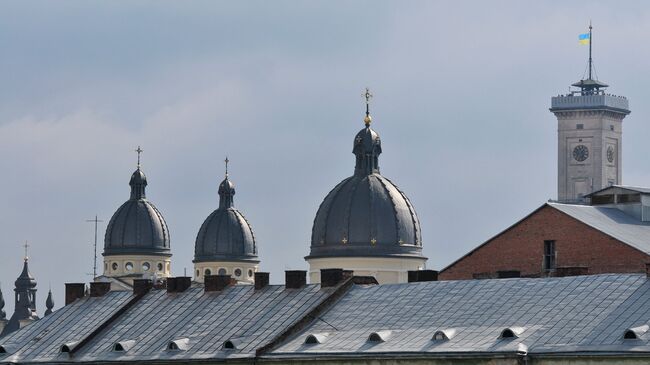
[610, 125, 614, 131]
[576, 124, 584, 129]
[158, 263, 163, 271]
[142, 262, 150, 271]
[125, 262, 134, 271]
[543, 240, 556, 272]
[218, 268, 227, 275]
[234, 268, 242, 277]
[111, 262, 118, 271]
[205, 268, 211, 276]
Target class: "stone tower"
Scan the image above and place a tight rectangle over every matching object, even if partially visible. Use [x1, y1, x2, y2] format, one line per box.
[549, 26, 630, 203]
[1, 258, 38, 336]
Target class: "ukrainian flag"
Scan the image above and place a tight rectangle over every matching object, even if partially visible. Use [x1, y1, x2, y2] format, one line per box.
[579, 33, 590, 45]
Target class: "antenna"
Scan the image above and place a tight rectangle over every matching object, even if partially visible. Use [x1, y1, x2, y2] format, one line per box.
[86, 215, 104, 279]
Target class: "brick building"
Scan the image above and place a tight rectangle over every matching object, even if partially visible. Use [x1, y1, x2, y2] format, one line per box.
[440, 186, 650, 280]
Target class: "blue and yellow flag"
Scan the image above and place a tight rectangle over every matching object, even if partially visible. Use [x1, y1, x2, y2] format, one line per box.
[579, 33, 590, 45]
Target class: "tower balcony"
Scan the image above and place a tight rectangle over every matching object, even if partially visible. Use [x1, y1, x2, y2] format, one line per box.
[550, 93, 630, 114]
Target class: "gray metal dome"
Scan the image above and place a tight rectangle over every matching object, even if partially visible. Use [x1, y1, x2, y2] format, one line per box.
[194, 174, 258, 263]
[307, 116, 424, 259]
[104, 167, 171, 256]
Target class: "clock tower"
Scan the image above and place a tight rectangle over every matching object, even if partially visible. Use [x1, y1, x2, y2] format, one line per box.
[549, 25, 630, 203]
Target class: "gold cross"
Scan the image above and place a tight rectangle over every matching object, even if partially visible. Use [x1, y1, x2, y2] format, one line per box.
[370, 238, 377, 245]
[135, 146, 143, 168]
[224, 156, 230, 178]
[362, 87, 373, 114]
[341, 237, 348, 244]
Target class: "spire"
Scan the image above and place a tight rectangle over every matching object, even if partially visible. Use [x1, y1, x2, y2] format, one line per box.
[218, 156, 235, 209]
[353, 88, 382, 175]
[45, 290, 54, 316]
[0, 287, 6, 321]
[129, 146, 148, 200]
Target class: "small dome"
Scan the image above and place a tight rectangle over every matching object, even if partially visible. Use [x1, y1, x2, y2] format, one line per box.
[194, 175, 258, 263]
[307, 113, 424, 259]
[104, 168, 170, 256]
[15, 259, 37, 289]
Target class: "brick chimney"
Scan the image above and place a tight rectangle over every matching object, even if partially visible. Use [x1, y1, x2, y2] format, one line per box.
[167, 277, 192, 293]
[285, 271, 306, 289]
[65, 283, 86, 305]
[89, 282, 111, 297]
[320, 269, 353, 288]
[133, 279, 153, 296]
[254, 272, 270, 290]
[408, 270, 439, 283]
[205, 275, 234, 292]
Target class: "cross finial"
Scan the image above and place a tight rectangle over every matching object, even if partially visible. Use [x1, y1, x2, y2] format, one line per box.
[135, 146, 143, 169]
[23, 241, 30, 261]
[224, 156, 229, 178]
[362, 88, 373, 126]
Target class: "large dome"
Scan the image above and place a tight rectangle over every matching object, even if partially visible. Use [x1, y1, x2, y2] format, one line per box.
[104, 168, 171, 256]
[194, 174, 258, 263]
[307, 114, 424, 259]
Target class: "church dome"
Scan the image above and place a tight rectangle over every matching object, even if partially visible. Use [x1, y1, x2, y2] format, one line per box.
[307, 111, 424, 259]
[194, 172, 258, 263]
[104, 166, 171, 256]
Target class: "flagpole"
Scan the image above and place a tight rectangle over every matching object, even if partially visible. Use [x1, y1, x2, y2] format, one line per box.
[588, 22, 593, 80]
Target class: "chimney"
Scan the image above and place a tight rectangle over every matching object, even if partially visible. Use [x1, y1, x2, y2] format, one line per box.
[65, 283, 86, 305]
[407, 270, 439, 283]
[133, 279, 153, 296]
[320, 269, 353, 288]
[166, 277, 192, 293]
[89, 282, 111, 297]
[254, 272, 270, 290]
[285, 270, 307, 289]
[205, 275, 234, 292]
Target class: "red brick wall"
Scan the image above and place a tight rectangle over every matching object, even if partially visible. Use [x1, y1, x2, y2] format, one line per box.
[439, 204, 650, 280]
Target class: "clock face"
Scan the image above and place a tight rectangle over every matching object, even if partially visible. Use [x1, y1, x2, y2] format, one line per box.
[573, 145, 589, 162]
[607, 146, 615, 163]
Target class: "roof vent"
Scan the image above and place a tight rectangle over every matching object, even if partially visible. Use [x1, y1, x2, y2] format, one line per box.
[432, 329, 456, 341]
[112, 340, 136, 352]
[305, 333, 329, 344]
[167, 338, 190, 351]
[0, 344, 15, 354]
[624, 325, 649, 339]
[517, 343, 528, 355]
[499, 327, 525, 339]
[222, 337, 244, 350]
[60, 341, 80, 353]
[368, 330, 391, 343]
[0, 346, 5, 354]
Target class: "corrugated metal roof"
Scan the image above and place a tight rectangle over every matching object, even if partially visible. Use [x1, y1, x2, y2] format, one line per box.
[549, 202, 650, 254]
[271, 274, 650, 357]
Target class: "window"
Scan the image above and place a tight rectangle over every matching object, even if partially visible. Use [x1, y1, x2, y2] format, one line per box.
[218, 268, 227, 275]
[576, 124, 584, 129]
[543, 240, 556, 272]
[205, 268, 211, 276]
[142, 262, 150, 271]
[125, 262, 133, 271]
[158, 263, 163, 271]
[248, 269, 254, 278]
[234, 268, 242, 277]
[111, 262, 118, 271]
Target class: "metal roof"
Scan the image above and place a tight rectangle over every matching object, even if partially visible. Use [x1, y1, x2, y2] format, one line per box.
[104, 167, 170, 256]
[549, 202, 650, 255]
[3, 274, 650, 363]
[271, 274, 650, 358]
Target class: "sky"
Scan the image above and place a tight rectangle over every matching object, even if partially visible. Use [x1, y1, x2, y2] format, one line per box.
[1, 1, 650, 315]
